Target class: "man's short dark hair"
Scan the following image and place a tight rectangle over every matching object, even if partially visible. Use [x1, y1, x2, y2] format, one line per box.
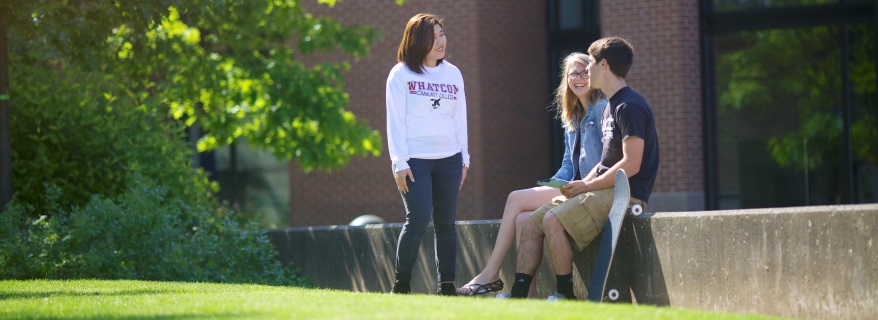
[587, 37, 634, 78]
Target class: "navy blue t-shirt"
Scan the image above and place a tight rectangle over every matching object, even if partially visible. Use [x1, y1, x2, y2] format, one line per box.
[596, 87, 660, 203]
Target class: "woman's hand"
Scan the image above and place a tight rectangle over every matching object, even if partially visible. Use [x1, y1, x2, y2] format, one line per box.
[460, 166, 468, 191]
[394, 168, 414, 193]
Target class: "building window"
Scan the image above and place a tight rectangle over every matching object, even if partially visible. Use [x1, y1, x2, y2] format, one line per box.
[703, 1, 877, 209]
[547, 0, 600, 170]
[213, 140, 291, 228]
[558, 0, 585, 30]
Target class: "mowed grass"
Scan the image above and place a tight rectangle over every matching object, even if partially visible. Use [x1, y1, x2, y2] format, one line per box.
[1, 280, 785, 319]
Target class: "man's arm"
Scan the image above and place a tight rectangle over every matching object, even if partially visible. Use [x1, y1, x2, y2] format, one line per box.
[581, 163, 599, 183]
[561, 136, 644, 198]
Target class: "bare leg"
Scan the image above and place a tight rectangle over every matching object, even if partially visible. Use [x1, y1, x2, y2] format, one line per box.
[544, 211, 574, 275]
[528, 272, 538, 298]
[458, 186, 559, 294]
[518, 212, 539, 299]
[515, 213, 544, 276]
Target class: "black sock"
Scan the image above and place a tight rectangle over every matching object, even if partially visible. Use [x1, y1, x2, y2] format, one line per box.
[510, 273, 533, 298]
[556, 274, 575, 298]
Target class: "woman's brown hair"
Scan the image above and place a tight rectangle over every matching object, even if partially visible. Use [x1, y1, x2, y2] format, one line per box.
[397, 13, 444, 74]
[553, 52, 604, 132]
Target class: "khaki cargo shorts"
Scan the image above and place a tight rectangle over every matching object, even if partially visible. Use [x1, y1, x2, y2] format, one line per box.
[529, 188, 647, 251]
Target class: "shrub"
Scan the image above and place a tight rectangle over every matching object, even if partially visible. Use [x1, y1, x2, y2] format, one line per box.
[0, 177, 309, 286]
[9, 61, 217, 215]
[4, 13, 312, 287]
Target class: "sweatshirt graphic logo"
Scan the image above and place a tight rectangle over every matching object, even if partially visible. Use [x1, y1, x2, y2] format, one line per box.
[407, 81, 459, 100]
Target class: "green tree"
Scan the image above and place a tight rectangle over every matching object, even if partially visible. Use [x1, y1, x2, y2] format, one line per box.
[2, 0, 388, 210]
[7, 0, 382, 169]
[0, 0, 399, 283]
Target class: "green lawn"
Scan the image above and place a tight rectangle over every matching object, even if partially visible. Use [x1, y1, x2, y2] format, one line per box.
[1, 280, 784, 319]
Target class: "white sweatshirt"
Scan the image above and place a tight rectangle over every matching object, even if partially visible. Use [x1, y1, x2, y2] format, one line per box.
[386, 61, 470, 172]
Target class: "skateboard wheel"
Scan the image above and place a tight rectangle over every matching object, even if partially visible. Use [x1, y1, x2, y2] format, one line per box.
[608, 289, 620, 301]
[631, 204, 643, 216]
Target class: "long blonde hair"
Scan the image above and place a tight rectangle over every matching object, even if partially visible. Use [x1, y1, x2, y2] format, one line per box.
[553, 52, 603, 132]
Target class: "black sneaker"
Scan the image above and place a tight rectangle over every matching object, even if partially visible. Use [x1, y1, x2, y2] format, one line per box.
[438, 282, 457, 296]
[391, 281, 411, 294]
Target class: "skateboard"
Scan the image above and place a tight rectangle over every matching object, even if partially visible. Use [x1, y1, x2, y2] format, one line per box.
[586, 169, 643, 302]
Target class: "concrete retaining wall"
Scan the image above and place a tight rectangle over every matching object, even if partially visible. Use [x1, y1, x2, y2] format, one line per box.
[267, 204, 878, 319]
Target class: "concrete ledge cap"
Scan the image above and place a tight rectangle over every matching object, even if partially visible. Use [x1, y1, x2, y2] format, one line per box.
[650, 204, 878, 218]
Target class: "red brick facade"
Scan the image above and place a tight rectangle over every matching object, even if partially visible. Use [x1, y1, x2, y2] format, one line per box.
[290, 0, 703, 226]
[600, 0, 704, 208]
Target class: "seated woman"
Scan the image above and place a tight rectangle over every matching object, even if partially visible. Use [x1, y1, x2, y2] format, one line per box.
[458, 52, 607, 296]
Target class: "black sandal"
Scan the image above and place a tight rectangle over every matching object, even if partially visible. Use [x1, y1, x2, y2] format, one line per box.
[458, 279, 504, 296]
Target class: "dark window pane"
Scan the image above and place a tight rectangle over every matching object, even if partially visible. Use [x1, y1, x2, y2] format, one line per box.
[558, 0, 584, 30]
[714, 26, 847, 209]
[215, 140, 291, 228]
[850, 23, 878, 203]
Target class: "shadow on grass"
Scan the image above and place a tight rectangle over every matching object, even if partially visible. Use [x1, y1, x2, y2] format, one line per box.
[0, 288, 184, 300]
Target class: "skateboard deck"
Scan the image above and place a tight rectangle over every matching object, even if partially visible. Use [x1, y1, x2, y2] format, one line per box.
[586, 169, 641, 302]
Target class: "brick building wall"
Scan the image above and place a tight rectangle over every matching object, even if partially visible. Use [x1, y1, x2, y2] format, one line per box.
[289, 1, 551, 226]
[600, 0, 705, 211]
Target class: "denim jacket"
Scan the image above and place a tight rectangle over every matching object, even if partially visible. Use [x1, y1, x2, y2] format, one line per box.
[552, 98, 608, 181]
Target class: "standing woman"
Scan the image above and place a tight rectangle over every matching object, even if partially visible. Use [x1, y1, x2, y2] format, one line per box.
[386, 13, 469, 296]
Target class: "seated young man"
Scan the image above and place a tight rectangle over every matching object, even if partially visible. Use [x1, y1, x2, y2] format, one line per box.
[506, 37, 660, 300]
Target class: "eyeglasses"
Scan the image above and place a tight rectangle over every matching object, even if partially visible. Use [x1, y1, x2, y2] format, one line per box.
[567, 71, 588, 79]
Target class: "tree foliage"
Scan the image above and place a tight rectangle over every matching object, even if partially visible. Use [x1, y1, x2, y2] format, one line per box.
[4, 0, 383, 171]
[9, 58, 216, 210]
[0, 0, 389, 284]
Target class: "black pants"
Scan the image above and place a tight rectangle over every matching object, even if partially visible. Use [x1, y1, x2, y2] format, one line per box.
[395, 153, 462, 283]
